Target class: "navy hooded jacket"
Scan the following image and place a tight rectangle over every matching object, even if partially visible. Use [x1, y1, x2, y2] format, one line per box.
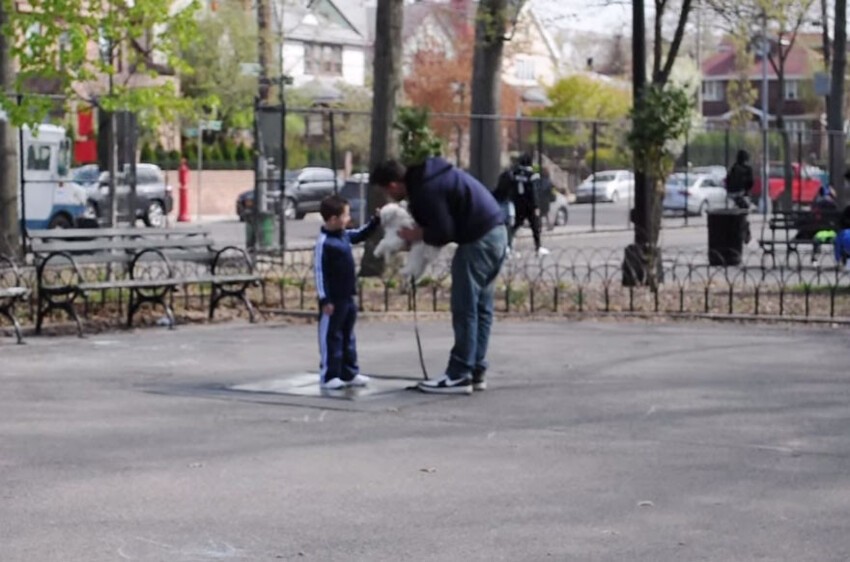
[404, 157, 504, 247]
[314, 217, 379, 306]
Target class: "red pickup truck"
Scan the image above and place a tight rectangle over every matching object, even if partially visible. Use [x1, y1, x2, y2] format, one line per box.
[751, 163, 826, 206]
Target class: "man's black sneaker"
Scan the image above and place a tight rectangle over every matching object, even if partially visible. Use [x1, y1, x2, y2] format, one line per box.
[472, 368, 487, 391]
[417, 375, 473, 395]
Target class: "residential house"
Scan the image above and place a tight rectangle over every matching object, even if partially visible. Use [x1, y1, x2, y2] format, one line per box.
[275, 1, 369, 93]
[400, 0, 562, 107]
[700, 36, 822, 144]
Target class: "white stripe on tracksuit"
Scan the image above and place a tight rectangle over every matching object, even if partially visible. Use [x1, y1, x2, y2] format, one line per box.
[315, 233, 332, 383]
[318, 311, 331, 383]
[314, 233, 328, 302]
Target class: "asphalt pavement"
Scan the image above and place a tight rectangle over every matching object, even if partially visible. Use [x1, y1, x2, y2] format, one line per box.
[2, 318, 850, 561]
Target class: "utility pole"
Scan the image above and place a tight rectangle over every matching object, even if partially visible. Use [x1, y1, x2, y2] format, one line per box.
[0, 0, 21, 257]
[632, 0, 648, 250]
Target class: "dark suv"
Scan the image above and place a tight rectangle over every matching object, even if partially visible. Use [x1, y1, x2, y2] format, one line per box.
[86, 164, 174, 227]
[237, 167, 340, 221]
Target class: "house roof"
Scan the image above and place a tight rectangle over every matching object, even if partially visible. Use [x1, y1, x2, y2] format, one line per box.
[277, 3, 366, 47]
[309, 0, 370, 39]
[701, 37, 815, 80]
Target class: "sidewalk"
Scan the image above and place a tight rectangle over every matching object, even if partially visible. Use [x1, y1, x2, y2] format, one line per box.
[2, 318, 849, 560]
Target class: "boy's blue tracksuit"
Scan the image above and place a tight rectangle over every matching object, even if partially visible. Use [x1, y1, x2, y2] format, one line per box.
[314, 218, 379, 384]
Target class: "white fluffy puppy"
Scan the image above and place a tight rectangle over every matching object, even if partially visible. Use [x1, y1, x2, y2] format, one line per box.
[373, 203, 441, 280]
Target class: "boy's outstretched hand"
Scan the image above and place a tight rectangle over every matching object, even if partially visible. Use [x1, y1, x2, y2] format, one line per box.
[322, 303, 334, 316]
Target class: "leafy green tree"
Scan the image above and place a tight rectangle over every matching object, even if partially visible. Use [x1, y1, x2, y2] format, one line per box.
[534, 75, 632, 167]
[180, 0, 259, 132]
[627, 84, 692, 288]
[1, 0, 202, 126]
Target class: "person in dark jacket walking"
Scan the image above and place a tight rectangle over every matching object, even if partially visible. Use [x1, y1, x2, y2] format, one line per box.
[495, 153, 549, 256]
[726, 149, 754, 209]
[372, 157, 508, 395]
[314, 195, 380, 390]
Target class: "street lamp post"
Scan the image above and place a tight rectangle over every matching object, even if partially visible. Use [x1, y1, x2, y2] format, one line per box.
[760, 14, 769, 216]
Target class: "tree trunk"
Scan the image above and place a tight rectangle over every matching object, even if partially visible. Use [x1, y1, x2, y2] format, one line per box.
[0, 0, 21, 257]
[360, 0, 403, 277]
[829, 0, 847, 208]
[468, 0, 507, 190]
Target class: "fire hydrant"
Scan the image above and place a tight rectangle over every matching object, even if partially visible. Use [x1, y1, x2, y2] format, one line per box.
[178, 157, 190, 222]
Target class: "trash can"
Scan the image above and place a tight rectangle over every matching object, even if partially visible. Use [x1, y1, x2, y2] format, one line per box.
[245, 212, 276, 249]
[707, 208, 749, 266]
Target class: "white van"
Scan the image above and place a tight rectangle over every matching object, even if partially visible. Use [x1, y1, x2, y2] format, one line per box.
[19, 123, 91, 229]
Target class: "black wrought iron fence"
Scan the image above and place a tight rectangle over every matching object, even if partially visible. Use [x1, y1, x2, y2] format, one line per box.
[4, 246, 849, 338]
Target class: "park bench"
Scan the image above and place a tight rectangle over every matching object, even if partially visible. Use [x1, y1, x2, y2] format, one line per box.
[0, 254, 30, 344]
[28, 226, 260, 336]
[759, 208, 842, 268]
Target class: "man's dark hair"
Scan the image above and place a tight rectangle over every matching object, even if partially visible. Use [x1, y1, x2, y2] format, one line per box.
[371, 159, 406, 186]
[517, 152, 533, 168]
[320, 194, 349, 221]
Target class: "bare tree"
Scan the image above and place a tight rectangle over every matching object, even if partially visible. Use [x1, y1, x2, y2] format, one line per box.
[468, 0, 511, 189]
[361, 0, 404, 277]
[626, 0, 693, 286]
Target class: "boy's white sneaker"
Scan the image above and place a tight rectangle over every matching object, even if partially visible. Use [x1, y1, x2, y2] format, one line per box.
[346, 374, 370, 387]
[321, 378, 347, 390]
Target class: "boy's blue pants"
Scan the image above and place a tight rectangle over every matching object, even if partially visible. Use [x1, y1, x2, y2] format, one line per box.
[318, 298, 359, 383]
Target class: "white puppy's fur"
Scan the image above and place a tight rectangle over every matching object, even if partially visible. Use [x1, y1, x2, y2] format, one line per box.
[373, 203, 441, 280]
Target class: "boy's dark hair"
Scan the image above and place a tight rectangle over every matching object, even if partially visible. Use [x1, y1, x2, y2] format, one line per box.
[371, 159, 406, 186]
[320, 194, 349, 221]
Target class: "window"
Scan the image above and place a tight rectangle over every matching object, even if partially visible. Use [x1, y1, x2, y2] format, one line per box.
[785, 120, 810, 142]
[26, 144, 52, 171]
[304, 43, 343, 76]
[515, 58, 535, 81]
[702, 80, 724, 102]
[785, 80, 799, 100]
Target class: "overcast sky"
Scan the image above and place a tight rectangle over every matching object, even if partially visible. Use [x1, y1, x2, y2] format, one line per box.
[530, 0, 632, 32]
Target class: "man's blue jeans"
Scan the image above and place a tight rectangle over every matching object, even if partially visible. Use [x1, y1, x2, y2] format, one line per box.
[446, 225, 508, 380]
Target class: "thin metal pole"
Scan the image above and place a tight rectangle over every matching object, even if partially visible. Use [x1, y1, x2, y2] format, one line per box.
[761, 14, 769, 217]
[196, 120, 203, 223]
[591, 122, 598, 232]
[684, 129, 689, 226]
[17, 95, 26, 253]
[329, 110, 337, 193]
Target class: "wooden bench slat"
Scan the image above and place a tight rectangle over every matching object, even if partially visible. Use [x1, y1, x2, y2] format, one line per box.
[71, 274, 260, 292]
[32, 237, 214, 254]
[27, 226, 211, 240]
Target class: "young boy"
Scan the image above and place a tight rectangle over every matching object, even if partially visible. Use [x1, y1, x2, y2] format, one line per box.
[314, 194, 380, 390]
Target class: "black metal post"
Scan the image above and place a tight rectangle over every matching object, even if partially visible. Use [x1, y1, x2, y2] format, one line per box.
[536, 119, 544, 172]
[684, 131, 691, 226]
[329, 110, 338, 193]
[252, 96, 261, 255]
[591, 121, 598, 232]
[16, 95, 26, 254]
[279, 81, 287, 253]
[796, 130, 803, 211]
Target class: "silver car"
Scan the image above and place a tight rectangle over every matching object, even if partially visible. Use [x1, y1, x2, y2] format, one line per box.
[575, 170, 635, 203]
[663, 173, 728, 216]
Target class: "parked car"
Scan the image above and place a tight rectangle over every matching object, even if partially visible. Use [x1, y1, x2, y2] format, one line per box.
[751, 162, 826, 207]
[237, 167, 341, 221]
[547, 191, 569, 227]
[87, 163, 174, 228]
[574, 170, 634, 203]
[663, 173, 727, 216]
[691, 165, 728, 186]
[339, 173, 369, 227]
[71, 164, 101, 190]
